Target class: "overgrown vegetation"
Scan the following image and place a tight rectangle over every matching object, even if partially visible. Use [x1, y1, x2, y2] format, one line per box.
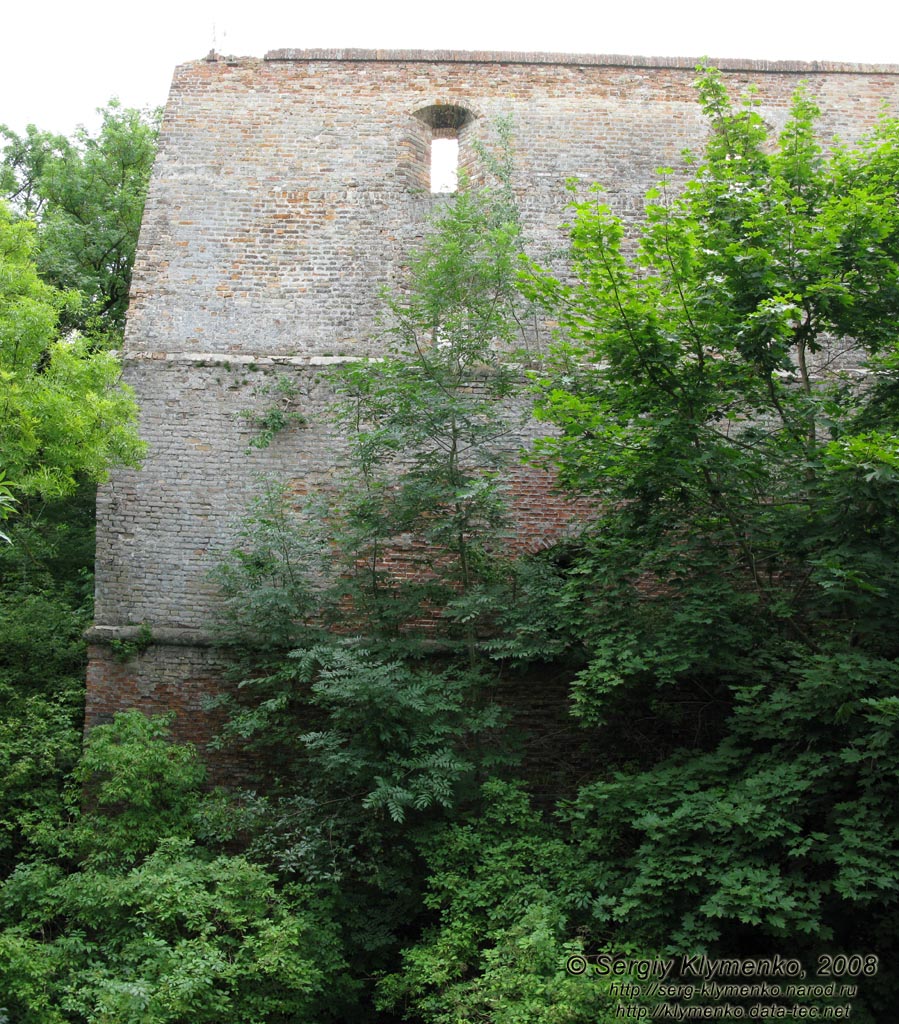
[1, 102, 160, 339]
[517, 67, 899, 1015]
[0, 205, 144, 500]
[1, 72, 898, 1022]
[0, 103, 154, 508]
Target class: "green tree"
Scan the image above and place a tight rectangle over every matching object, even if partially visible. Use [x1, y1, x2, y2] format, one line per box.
[377, 779, 633, 1024]
[214, 123, 532, 775]
[208, 130, 535, 1016]
[1, 102, 159, 339]
[523, 64, 899, 712]
[0, 101, 153, 879]
[0, 203, 144, 500]
[330, 124, 532, 661]
[515, 66, 899, 1015]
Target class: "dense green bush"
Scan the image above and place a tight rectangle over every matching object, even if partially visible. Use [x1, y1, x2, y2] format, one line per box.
[0, 712, 355, 1024]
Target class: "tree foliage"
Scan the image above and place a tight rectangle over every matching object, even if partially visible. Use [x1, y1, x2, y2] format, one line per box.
[206, 129, 541, 1016]
[329, 123, 532, 661]
[508, 67, 899, 1017]
[0, 713, 353, 1024]
[0, 204, 144, 499]
[524, 69, 899, 672]
[213, 124, 533, 787]
[206, 87, 899, 1020]
[377, 779, 622, 1024]
[1, 103, 160, 339]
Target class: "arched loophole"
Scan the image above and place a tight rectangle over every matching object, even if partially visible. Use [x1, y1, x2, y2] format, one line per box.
[412, 104, 475, 194]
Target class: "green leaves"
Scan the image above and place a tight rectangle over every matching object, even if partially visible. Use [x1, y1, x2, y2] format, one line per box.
[211, 481, 333, 665]
[376, 780, 617, 1024]
[70, 712, 207, 867]
[1, 102, 160, 338]
[200, 131, 542, 1016]
[563, 649, 899, 951]
[524, 66, 899, 703]
[0, 714, 354, 1024]
[327, 129, 533, 662]
[0, 103, 153, 511]
[0, 204, 144, 501]
[506, 68, 899, 1005]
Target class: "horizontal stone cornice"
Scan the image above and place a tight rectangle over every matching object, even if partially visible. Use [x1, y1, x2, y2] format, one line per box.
[123, 351, 367, 366]
[86, 625, 217, 648]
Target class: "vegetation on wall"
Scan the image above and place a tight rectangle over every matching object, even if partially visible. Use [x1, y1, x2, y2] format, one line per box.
[1, 72, 898, 1023]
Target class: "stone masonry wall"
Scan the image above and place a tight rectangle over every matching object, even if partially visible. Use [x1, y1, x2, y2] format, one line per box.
[87, 49, 899, 761]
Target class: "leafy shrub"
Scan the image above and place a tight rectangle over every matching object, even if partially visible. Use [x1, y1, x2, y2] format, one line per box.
[0, 712, 355, 1023]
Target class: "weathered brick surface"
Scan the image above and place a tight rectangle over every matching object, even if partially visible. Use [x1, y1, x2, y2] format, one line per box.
[88, 49, 899, 753]
[85, 641, 251, 782]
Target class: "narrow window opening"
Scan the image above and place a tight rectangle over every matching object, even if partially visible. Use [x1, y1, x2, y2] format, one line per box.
[411, 104, 475, 195]
[431, 137, 459, 193]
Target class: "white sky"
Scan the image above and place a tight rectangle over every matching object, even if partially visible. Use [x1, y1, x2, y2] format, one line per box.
[3, 0, 898, 137]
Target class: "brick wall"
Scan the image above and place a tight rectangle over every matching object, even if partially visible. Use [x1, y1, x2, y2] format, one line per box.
[88, 48, 899, 757]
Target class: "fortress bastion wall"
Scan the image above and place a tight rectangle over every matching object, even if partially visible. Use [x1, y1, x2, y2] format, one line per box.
[86, 48, 899, 759]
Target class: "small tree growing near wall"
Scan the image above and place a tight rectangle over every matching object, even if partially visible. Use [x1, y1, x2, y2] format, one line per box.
[330, 121, 533, 662]
[204, 127, 543, 1018]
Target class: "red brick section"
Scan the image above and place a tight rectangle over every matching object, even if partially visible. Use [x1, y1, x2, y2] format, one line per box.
[85, 643, 252, 784]
[507, 465, 593, 554]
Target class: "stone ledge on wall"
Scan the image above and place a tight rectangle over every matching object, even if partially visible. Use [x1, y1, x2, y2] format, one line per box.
[85, 624, 216, 648]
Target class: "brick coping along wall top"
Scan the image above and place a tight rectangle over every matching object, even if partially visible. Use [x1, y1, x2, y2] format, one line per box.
[86, 47, 899, 766]
[262, 47, 899, 73]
